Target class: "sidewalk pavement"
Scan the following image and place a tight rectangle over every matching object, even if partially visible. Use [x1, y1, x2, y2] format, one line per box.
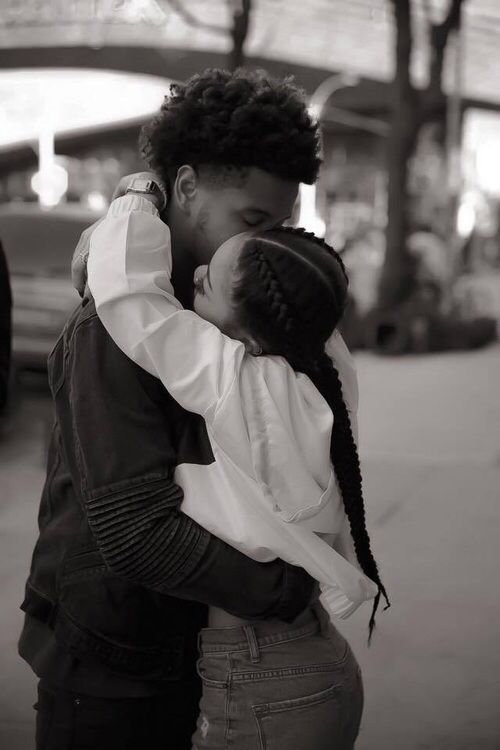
[0, 378, 51, 750]
[338, 344, 500, 750]
[1, 346, 499, 750]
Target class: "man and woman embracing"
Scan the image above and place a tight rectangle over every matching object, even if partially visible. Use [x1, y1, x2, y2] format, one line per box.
[20, 67, 388, 750]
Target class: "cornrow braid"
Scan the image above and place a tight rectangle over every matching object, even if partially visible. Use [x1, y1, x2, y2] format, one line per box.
[246, 243, 301, 348]
[273, 225, 349, 281]
[270, 226, 349, 326]
[233, 227, 390, 642]
[252, 249, 294, 333]
[313, 352, 391, 643]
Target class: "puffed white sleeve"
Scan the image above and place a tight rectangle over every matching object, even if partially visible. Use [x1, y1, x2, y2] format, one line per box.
[87, 194, 243, 419]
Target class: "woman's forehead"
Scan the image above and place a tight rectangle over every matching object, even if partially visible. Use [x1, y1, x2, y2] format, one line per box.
[211, 233, 249, 282]
[215, 232, 252, 260]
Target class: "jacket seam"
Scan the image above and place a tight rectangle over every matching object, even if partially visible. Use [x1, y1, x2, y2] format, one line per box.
[87, 471, 174, 502]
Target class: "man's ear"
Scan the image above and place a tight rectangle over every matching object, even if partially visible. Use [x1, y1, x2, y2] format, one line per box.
[173, 165, 198, 215]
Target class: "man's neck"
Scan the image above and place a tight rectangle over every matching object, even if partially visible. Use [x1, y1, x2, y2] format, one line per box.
[170, 242, 195, 310]
[163, 205, 195, 310]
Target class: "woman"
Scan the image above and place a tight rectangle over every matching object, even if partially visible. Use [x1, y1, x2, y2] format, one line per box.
[87, 192, 389, 749]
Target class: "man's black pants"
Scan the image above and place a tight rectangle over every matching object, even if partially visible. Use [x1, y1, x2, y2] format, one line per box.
[35, 677, 202, 750]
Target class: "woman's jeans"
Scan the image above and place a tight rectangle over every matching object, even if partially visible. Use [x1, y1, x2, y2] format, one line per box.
[191, 602, 364, 750]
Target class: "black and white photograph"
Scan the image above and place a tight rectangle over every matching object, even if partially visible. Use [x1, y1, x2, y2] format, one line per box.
[0, 1, 499, 748]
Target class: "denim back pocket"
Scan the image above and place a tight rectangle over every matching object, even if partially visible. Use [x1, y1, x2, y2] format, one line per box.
[252, 680, 344, 750]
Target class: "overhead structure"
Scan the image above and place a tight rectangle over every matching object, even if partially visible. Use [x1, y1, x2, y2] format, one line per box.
[1, 0, 500, 106]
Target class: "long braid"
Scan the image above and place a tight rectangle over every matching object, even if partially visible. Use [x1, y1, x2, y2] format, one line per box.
[235, 227, 390, 643]
[313, 353, 390, 643]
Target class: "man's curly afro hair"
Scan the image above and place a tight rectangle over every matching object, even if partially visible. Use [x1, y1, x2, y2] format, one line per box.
[140, 68, 321, 189]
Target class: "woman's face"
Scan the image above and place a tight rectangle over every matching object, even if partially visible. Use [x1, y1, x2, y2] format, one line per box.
[192, 232, 251, 338]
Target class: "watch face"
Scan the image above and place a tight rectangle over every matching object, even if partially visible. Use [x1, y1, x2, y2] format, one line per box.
[126, 178, 166, 211]
[130, 179, 153, 192]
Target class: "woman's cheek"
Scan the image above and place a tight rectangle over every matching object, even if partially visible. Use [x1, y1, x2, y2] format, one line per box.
[193, 295, 203, 316]
[193, 296, 212, 324]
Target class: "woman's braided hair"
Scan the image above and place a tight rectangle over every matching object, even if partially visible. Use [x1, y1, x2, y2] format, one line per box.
[232, 226, 390, 642]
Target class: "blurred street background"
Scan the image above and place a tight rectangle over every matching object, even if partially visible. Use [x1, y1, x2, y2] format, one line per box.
[1, 1, 499, 749]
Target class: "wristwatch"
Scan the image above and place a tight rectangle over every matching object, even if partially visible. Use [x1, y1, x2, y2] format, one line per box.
[125, 177, 166, 212]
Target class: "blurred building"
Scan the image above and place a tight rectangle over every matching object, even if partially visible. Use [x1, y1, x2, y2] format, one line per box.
[2, 0, 500, 357]
[3, 1, 500, 219]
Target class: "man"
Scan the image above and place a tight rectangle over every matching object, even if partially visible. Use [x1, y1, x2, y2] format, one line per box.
[0, 239, 12, 412]
[19, 68, 322, 750]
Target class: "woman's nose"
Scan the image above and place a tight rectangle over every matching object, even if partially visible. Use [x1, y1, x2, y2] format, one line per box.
[193, 265, 207, 285]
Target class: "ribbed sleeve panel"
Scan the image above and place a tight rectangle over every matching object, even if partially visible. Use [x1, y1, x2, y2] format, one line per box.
[85, 477, 211, 591]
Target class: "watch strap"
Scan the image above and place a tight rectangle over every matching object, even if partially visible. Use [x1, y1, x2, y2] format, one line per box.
[125, 178, 166, 211]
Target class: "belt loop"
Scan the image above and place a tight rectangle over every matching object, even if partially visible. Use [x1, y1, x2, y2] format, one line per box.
[243, 625, 261, 663]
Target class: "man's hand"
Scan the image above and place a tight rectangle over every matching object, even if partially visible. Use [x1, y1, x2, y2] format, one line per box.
[71, 171, 165, 297]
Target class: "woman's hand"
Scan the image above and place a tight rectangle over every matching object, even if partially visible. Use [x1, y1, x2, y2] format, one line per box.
[71, 171, 165, 297]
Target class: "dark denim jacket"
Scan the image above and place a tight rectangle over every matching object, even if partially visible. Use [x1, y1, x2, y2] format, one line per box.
[20, 300, 312, 683]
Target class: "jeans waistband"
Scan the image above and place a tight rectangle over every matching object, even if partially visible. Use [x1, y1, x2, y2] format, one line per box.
[197, 602, 331, 657]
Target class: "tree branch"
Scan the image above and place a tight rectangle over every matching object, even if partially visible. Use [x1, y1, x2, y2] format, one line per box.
[424, 0, 465, 117]
[434, 0, 464, 48]
[228, 0, 252, 69]
[162, 0, 228, 36]
[390, 0, 414, 94]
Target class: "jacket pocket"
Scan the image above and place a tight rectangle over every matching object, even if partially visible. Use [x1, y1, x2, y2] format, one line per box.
[59, 548, 107, 585]
[54, 604, 185, 680]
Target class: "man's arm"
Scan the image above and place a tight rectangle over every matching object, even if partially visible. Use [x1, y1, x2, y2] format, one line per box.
[65, 310, 313, 622]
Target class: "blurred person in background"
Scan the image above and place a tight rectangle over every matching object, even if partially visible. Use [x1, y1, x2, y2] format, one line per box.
[18, 69, 370, 750]
[0, 239, 12, 413]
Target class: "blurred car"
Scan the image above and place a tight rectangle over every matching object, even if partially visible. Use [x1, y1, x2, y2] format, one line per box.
[0, 202, 101, 370]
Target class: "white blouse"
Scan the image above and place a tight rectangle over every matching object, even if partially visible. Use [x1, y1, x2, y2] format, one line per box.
[88, 195, 378, 620]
